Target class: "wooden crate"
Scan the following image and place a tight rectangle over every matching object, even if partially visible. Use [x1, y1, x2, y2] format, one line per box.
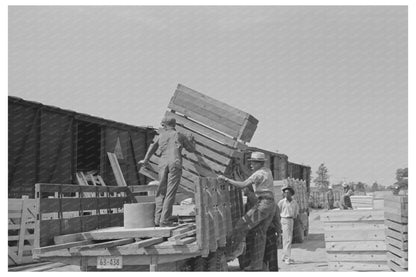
[8, 198, 37, 265]
[168, 84, 258, 143]
[321, 210, 388, 271]
[351, 195, 374, 209]
[139, 84, 257, 195]
[384, 195, 408, 271]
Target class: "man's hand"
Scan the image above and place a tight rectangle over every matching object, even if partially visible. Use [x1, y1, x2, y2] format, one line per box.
[217, 175, 228, 182]
[138, 159, 150, 168]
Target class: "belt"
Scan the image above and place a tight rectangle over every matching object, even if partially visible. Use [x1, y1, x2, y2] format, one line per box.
[281, 217, 294, 219]
[258, 196, 274, 201]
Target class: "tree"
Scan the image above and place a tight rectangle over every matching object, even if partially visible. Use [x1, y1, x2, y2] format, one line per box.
[371, 181, 379, 192]
[394, 167, 408, 191]
[313, 163, 330, 190]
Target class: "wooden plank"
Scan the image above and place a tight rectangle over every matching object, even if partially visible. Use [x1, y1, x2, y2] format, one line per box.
[386, 236, 408, 250]
[385, 219, 407, 233]
[182, 148, 228, 173]
[33, 240, 94, 256]
[70, 238, 135, 253]
[168, 229, 197, 241]
[17, 198, 32, 264]
[326, 241, 386, 252]
[130, 237, 165, 249]
[321, 210, 384, 222]
[324, 229, 386, 241]
[128, 184, 159, 193]
[387, 260, 407, 272]
[384, 195, 408, 204]
[324, 222, 385, 231]
[387, 244, 408, 259]
[107, 152, 128, 186]
[386, 252, 408, 268]
[384, 212, 408, 223]
[329, 261, 389, 271]
[327, 252, 387, 262]
[54, 226, 176, 244]
[174, 236, 197, 246]
[165, 111, 245, 150]
[175, 124, 241, 158]
[385, 228, 408, 242]
[170, 224, 196, 236]
[194, 178, 209, 255]
[383, 199, 408, 210]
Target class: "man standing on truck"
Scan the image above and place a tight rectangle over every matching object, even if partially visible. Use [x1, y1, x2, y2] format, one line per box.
[138, 116, 195, 227]
[218, 151, 275, 271]
[278, 185, 299, 265]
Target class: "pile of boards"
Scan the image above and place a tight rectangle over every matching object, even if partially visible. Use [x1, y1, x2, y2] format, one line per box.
[384, 195, 408, 271]
[321, 209, 388, 271]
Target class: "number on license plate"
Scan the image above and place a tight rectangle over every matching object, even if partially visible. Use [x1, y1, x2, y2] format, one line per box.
[97, 256, 123, 269]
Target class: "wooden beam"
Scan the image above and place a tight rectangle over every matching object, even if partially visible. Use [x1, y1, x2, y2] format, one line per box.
[174, 236, 197, 246]
[70, 238, 135, 253]
[168, 229, 197, 241]
[54, 226, 177, 244]
[107, 152, 128, 186]
[133, 237, 164, 249]
[33, 240, 94, 255]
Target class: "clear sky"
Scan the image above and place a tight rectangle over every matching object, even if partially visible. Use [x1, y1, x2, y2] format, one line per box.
[8, 6, 408, 187]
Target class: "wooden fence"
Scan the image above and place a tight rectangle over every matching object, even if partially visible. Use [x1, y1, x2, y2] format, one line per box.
[321, 210, 388, 271]
[8, 198, 37, 265]
[384, 195, 408, 271]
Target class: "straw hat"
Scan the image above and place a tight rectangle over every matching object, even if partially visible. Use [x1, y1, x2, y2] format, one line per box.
[248, 152, 266, 162]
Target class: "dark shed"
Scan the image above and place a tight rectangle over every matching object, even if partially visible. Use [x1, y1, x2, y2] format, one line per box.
[8, 96, 157, 198]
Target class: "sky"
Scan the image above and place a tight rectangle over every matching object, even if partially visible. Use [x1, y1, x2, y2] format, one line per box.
[8, 6, 408, 187]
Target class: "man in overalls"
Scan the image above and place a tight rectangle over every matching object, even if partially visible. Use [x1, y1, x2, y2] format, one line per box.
[139, 116, 195, 227]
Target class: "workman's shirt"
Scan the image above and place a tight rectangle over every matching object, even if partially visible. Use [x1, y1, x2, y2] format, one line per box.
[154, 128, 195, 166]
[246, 166, 274, 197]
[278, 198, 299, 218]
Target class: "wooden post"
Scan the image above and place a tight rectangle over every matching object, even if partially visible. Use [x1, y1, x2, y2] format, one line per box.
[149, 256, 158, 271]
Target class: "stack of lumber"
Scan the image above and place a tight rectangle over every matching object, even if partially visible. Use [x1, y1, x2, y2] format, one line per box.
[350, 195, 374, 209]
[139, 84, 258, 193]
[8, 197, 37, 265]
[384, 195, 408, 271]
[321, 210, 388, 271]
[309, 189, 342, 209]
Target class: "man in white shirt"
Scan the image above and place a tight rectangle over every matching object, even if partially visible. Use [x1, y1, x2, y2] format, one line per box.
[278, 185, 299, 265]
[218, 151, 275, 271]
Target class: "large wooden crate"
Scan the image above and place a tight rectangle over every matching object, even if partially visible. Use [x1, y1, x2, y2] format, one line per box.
[350, 195, 374, 209]
[384, 195, 408, 271]
[321, 210, 388, 271]
[8, 198, 37, 265]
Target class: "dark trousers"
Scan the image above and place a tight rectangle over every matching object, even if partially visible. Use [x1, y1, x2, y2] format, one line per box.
[231, 198, 275, 270]
[155, 162, 182, 225]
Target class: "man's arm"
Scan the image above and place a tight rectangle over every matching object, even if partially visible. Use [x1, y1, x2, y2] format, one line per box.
[181, 133, 196, 153]
[218, 175, 254, 189]
[138, 138, 159, 166]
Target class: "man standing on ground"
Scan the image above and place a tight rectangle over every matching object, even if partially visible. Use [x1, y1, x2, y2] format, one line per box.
[278, 185, 299, 265]
[326, 185, 335, 210]
[138, 116, 195, 227]
[218, 151, 275, 271]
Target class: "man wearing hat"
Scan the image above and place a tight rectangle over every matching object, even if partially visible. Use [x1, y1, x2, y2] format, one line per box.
[278, 184, 299, 265]
[138, 116, 195, 227]
[218, 151, 275, 271]
[326, 185, 335, 210]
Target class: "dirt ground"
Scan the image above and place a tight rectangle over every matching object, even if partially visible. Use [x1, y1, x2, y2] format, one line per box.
[228, 208, 329, 271]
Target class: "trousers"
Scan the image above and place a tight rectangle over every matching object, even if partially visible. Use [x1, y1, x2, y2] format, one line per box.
[154, 162, 182, 225]
[231, 198, 275, 270]
[281, 217, 294, 260]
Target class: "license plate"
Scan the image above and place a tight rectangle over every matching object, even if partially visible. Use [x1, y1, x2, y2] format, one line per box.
[97, 256, 123, 269]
